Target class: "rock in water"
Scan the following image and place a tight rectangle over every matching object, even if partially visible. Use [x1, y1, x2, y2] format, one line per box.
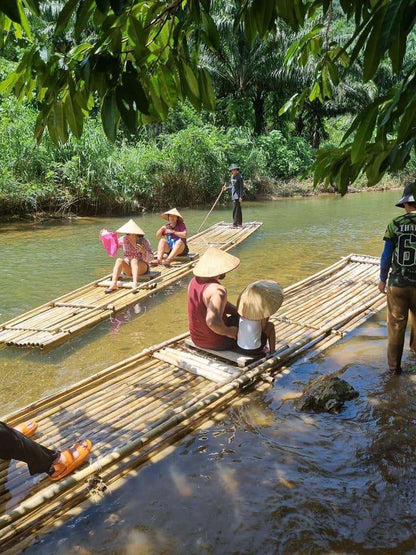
[296, 375, 359, 413]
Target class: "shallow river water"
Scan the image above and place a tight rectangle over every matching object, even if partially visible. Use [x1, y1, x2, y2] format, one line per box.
[1, 190, 416, 554]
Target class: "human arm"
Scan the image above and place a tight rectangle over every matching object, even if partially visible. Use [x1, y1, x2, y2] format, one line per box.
[169, 223, 187, 239]
[204, 284, 238, 339]
[156, 226, 167, 239]
[224, 301, 238, 317]
[138, 238, 154, 263]
[379, 240, 394, 294]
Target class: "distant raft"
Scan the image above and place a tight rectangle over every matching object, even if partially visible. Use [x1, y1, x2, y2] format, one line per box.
[0, 221, 262, 349]
[0, 254, 386, 552]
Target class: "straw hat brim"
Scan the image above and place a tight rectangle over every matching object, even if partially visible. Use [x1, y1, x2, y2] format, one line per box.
[161, 208, 184, 222]
[193, 247, 240, 278]
[116, 219, 145, 235]
[237, 280, 284, 320]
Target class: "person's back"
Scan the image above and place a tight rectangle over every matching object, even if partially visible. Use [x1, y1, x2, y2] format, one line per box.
[188, 277, 229, 349]
[237, 317, 263, 350]
[187, 247, 240, 350]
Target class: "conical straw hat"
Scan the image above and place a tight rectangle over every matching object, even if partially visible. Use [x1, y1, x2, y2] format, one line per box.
[116, 219, 145, 235]
[237, 280, 284, 320]
[161, 208, 184, 222]
[193, 247, 240, 278]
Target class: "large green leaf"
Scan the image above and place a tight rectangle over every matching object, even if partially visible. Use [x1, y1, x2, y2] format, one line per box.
[101, 90, 119, 141]
[351, 106, 378, 164]
[65, 92, 83, 138]
[55, 0, 80, 35]
[201, 10, 220, 52]
[363, 6, 386, 81]
[116, 84, 137, 133]
[74, 0, 94, 39]
[122, 69, 150, 114]
[380, 0, 408, 74]
[199, 67, 215, 111]
[0, 0, 20, 23]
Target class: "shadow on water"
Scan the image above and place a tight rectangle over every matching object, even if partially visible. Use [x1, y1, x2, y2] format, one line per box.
[2, 191, 416, 552]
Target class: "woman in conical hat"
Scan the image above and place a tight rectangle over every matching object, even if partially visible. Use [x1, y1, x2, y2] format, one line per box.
[102, 219, 154, 293]
[235, 280, 284, 356]
[151, 208, 188, 267]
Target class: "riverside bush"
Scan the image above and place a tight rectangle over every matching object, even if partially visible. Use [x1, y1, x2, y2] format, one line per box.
[0, 98, 322, 217]
[257, 130, 314, 177]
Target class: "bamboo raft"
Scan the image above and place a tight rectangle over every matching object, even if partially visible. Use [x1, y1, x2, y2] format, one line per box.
[0, 222, 261, 349]
[0, 254, 386, 551]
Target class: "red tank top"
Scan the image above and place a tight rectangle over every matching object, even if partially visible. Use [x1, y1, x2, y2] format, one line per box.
[188, 277, 228, 348]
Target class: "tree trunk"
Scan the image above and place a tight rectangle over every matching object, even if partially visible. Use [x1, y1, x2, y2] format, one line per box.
[253, 91, 265, 136]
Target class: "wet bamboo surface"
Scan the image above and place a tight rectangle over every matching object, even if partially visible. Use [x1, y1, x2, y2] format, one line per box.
[0, 222, 261, 349]
[0, 254, 386, 551]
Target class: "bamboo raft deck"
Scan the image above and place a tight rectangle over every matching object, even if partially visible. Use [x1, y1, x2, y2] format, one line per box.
[0, 221, 261, 349]
[0, 254, 386, 552]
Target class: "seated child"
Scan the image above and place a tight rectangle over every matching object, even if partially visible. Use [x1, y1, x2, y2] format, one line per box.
[236, 280, 284, 356]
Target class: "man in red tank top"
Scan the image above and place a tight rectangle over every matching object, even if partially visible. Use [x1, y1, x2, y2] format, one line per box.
[188, 247, 240, 350]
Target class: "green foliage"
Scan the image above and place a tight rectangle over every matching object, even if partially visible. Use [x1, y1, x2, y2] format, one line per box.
[0, 0, 415, 191]
[223, 127, 268, 178]
[0, 96, 317, 216]
[158, 125, 226, 205]
[258, 130, 315, 178]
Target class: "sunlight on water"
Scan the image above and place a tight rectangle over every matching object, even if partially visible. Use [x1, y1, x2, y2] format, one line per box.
[3, 190, 416, 553]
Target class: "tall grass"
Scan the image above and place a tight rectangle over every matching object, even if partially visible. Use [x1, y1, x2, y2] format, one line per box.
[0, 97, 316, 217]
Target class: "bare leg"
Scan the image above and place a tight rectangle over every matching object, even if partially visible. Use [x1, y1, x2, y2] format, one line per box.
[265, 321, 276, 353]
[157, 238, 170, 262]
[165, 240, 186, 264]
[130, 259, 149, 288]
[107, 258, 124, 291]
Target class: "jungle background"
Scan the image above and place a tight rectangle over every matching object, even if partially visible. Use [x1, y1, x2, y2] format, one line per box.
[0, 0, 415, 217]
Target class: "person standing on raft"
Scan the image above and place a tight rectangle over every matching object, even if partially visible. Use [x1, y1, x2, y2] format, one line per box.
[188, 247, 240, 350]
[379, 181, 416, 374]
[103, 219, 154, 294]
[222, 163, 244, 228]
[151, 208, 188, 267]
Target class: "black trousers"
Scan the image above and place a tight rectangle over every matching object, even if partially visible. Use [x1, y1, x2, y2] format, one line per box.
[232, 200, 242, 226]
[0, 422, 58, 475]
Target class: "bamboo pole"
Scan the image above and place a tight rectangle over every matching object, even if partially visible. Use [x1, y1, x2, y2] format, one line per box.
[196, 188, 224, 233]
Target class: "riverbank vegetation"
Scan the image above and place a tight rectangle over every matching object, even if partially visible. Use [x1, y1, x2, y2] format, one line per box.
[0, 1, 415, 217]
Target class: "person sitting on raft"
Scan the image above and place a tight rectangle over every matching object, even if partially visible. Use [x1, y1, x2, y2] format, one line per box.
[103, 219, 154, 294]
[188, 246, 240, 350]
[236, 280, 284, 356]
[151, 208, 188, 267]
[0, 420, 92, 481]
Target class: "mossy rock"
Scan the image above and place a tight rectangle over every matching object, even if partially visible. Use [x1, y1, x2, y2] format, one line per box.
[296, 375, 359, 413]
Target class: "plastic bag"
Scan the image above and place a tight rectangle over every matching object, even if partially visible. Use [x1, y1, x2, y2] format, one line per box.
[99, 230, 119, 257]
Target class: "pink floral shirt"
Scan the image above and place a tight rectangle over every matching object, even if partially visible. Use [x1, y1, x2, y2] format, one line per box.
[118, 236, 154, 263]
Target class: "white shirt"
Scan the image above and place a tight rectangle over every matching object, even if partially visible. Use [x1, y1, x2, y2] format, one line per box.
[237, 317, 262, 350]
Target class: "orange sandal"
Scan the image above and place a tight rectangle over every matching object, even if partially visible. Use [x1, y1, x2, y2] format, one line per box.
[14, 420, 38, 438]
[49, 439, 92, 481]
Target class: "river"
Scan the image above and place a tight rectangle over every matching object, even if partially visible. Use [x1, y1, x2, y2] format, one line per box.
[1, 190, 415, 553]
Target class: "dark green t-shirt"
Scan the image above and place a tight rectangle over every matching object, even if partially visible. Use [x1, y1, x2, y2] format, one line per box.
[384, 212, 416, 286]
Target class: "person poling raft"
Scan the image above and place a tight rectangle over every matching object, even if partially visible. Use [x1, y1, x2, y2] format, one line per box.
[100, 219, 154, 294]
[0, 421, 92, 481]
[151, 208, 188, 267]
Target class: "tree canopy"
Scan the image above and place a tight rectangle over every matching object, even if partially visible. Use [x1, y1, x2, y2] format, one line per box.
[0, 0, 415, 192]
